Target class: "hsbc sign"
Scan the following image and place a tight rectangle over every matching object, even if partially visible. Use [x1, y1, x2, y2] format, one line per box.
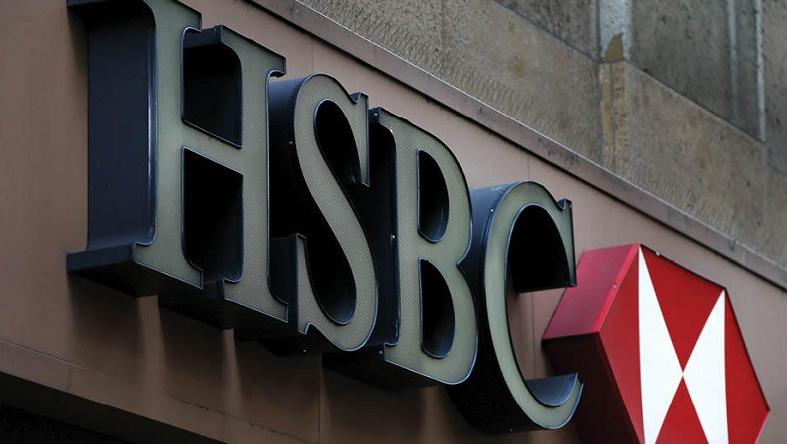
[64, 0, 768, 439]
[545, 244, 769, 443]
[66, 0, 581, 434]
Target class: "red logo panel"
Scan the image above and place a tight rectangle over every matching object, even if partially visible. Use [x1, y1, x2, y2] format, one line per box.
[543, 244, 768, 443]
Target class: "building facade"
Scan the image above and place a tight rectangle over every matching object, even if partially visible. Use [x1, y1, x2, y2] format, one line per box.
[0, 0, 784, 442]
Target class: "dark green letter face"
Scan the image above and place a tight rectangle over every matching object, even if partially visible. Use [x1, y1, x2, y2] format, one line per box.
[67, 0, 289, 331]
[266, 75, 378, 352]
[374, 109, 477, 385]
[448, 182, 582, 432]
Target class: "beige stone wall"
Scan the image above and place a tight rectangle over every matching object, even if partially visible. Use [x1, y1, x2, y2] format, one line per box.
[299, 0, 787, 270]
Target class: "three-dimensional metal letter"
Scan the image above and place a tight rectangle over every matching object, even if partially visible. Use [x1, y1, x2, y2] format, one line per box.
[448, 182, 582, 432]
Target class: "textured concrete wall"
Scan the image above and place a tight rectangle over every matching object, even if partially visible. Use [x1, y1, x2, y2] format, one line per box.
[300, 0, 603, 161]
[299, 0, 787, 269]
[764, 0, 787, 174]
[494, 0, 597, 56]
[629, 0, 762, 138]
[601, 61, 772, 257]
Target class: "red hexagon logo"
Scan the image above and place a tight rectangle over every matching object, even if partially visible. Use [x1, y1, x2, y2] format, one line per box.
[543, 244, 768, 443]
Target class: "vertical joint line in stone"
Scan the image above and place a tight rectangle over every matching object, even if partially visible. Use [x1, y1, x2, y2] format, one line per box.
[754, 0, 766, 140]
[727, 0, 740, 125]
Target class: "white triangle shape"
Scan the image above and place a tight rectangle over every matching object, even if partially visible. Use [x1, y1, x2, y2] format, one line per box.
[639, 250, 683, 444]
[684, 291, 729, 444]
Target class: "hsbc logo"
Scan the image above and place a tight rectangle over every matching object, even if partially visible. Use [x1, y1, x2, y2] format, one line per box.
[639, 248, 727, 443]
[544, 244, 769, 443]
